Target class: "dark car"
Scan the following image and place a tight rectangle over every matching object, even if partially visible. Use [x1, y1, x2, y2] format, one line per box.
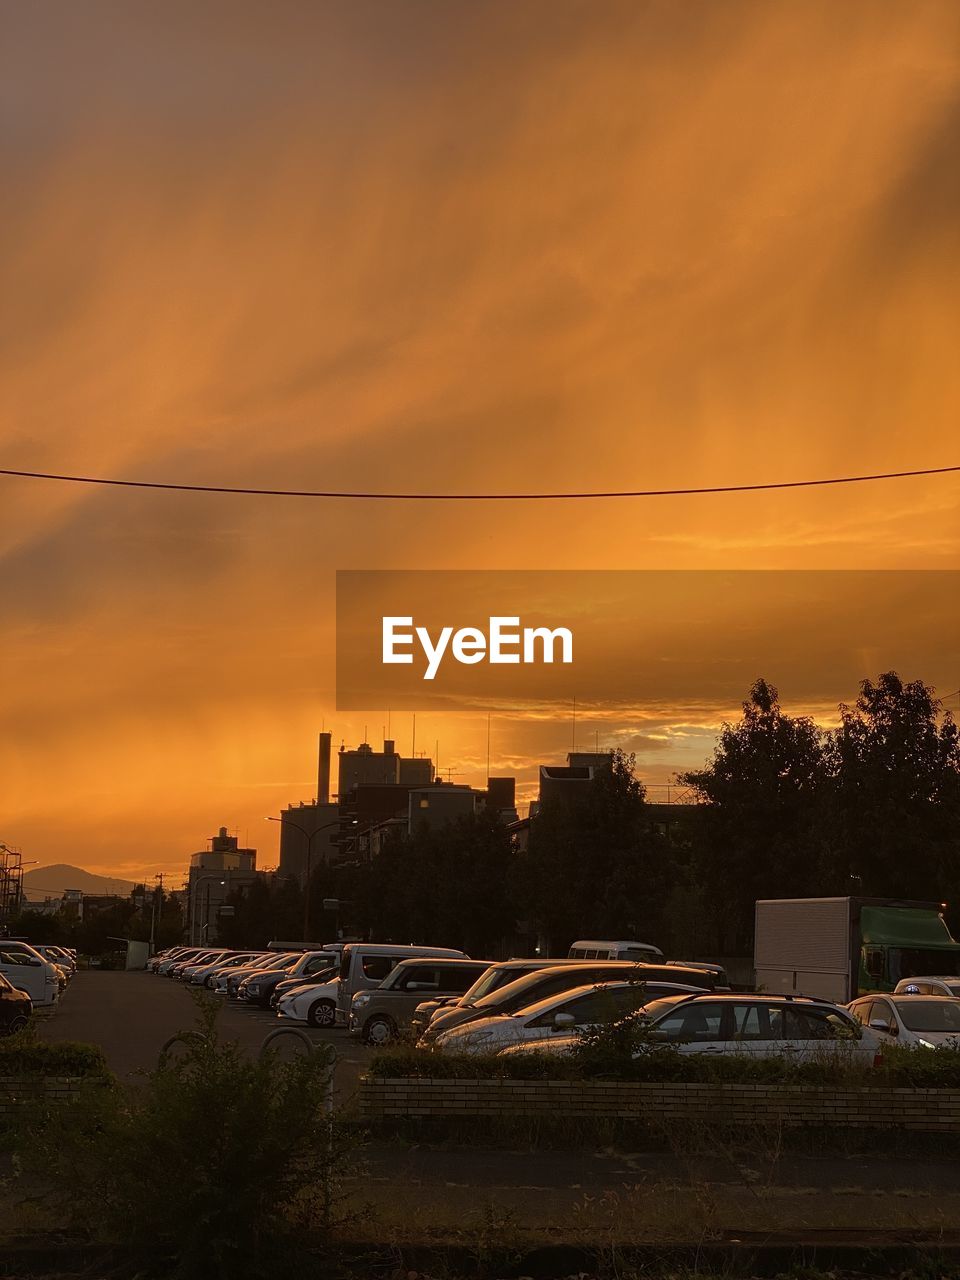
[0, 973, 32, 1035]
[418, 961, 719, 1043]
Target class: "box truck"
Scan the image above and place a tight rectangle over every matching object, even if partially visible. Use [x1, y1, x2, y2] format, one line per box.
[754, 897, 960, 1003]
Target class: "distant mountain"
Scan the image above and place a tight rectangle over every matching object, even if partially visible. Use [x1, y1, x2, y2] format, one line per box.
[22, 864, 138, 902]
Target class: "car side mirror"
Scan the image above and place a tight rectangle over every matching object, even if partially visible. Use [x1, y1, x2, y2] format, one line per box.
[869, 1018, 893, 1034]
[553, 1012, 576, 1030]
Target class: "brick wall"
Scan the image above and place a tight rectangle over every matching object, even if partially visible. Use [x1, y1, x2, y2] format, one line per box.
[0, 1076, 90, 1116]
[359, 1077, 960, 1132]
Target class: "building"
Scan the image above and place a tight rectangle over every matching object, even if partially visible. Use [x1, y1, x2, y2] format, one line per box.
[187, 827, 259, 945]
[536, 750, 613, 813]
[337, 737, 434, 794]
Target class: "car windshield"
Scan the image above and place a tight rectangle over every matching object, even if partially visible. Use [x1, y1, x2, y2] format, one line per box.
[895, 999, 960, 1032]
[459, 966, 520, 1004]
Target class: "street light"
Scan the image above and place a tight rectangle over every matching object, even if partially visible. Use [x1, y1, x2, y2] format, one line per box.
[190, 875, 226, 946]
[265, 815, 356, 943]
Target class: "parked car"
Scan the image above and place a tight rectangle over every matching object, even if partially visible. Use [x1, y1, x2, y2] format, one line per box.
[848, 993, 960, 1048]
[227, 952, 301, 998]
[0, 973, 32, 1035]
[189, 952, 265, 987]
[155, 948, 207, 976]
[894, 976, 960, 998]
[435, 980, 699, 1055]
[216, 953, 286, 996]
[148, 947, 190, 973]
[171, 949, 231, 980]
[37, 946, 76, 976]
[276, 976, 341, 1027]
[335, 944, 468, 1023]
[567, 939, 664, 961]
[271, 969, 340, 1009]
[238, 951, 338, 1008]
[419, 961, 719, 1045]
[637, 993, 878, 1060]
[0, 942, 61, 1007]
[410, 958, 564, 1038]
[350, 957, 494, 1044]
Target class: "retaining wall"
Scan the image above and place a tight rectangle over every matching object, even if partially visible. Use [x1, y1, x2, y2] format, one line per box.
[359, 1076, 960, 1131]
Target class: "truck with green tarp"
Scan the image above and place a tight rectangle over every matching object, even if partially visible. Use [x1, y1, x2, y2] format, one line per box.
[754, 897, 960, 1003]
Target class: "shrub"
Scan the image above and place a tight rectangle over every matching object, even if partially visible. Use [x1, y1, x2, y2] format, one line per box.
[16, 994, 353, 1280]
[0, 1030, 109, 1079]
[368, 1042, 960, 1089]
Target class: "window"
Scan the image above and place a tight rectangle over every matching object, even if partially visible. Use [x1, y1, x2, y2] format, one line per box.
[730, 1003, 773, 1041]
[653, 1003, 723, 1042]
[304, 956, 331, 974]
[0, 950, 35, 966]
[780, 1007, 857, 1041]
[399, 966, 440, 991]
[896, 999, 960, 1033]
[361, 955, 395, 981]
[438, 966, 485, 993]
[529, 987, 642, 1028]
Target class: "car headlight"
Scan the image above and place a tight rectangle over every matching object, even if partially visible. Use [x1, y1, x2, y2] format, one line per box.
[246, 983, 261, 994]
[353, 993, 372, 1008]
[918, 1038, 936, 1049]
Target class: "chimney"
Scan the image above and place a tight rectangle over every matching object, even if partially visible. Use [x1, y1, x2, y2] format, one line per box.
[384, 738, 395, 755]
[317, 732, 332, 805]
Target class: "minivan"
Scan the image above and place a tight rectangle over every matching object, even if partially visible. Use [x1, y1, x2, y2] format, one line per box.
[0, 942, 61, 1006]
[336, 943, 467, 1022]
[349, 957, 493, 1044]
[567, 940, 664, 962]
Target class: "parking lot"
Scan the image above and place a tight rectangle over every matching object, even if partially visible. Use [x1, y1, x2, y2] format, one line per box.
[39, 969, 369, 1099]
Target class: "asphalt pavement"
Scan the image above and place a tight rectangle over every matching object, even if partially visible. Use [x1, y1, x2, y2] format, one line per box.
[39, 969, 368, 1098]
[33, 970, 960, 1244]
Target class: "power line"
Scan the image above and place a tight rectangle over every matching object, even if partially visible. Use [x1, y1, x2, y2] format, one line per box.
[0, 463, 958, 501]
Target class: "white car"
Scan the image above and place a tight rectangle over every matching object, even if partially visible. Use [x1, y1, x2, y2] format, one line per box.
[894, 976, 960, 998]
[190, 952, 264, 986]
[503, 992, 879, 1061]
[434, 980, 699, 1056]
[276, 977, 341, 1028]
[643, 993, 878, 1060]
[848, 994, 960, 1048]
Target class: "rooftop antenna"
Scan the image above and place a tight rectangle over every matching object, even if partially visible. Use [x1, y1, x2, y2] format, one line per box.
[435, 739, 439, 775]
[486, 713, 491, 781]
[572, 696, 577, 753]
[387, 709, 391, 737]
[412, 713, 416, 759]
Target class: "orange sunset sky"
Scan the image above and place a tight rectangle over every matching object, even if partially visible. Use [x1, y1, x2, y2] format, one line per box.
[2, 1, 959, 884]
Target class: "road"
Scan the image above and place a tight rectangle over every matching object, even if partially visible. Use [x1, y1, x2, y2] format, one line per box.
[34, 969, 960, 1244]
[40, 969, 368, 1098]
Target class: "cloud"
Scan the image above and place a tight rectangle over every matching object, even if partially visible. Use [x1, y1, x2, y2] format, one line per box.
[1, 1, 958, 875]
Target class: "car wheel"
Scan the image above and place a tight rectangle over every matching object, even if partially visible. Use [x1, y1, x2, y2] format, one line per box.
[307, 999, 336, 1028]
[6, 1014, 29, 1036]
[363, 1015, 396, 1046]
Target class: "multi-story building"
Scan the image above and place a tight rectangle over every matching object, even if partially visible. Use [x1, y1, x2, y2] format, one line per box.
[187, 827, 259, 945]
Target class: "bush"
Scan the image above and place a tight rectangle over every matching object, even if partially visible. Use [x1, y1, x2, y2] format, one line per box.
[0, 1031, 109, 1078]
[369, 1041, 960, 1089]
[15, 994, 353, 1280]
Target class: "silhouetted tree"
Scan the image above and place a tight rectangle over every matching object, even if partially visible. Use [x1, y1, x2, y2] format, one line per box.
[678, 679, 832, 953]
[827, 672, 960, 900]
[516, 748, 672, 954]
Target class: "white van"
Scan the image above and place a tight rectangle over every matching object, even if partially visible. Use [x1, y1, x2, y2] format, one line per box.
[0, 942, 61, 1006]
[567, 939, 664, 962]
[336, 943, 467, 1022]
